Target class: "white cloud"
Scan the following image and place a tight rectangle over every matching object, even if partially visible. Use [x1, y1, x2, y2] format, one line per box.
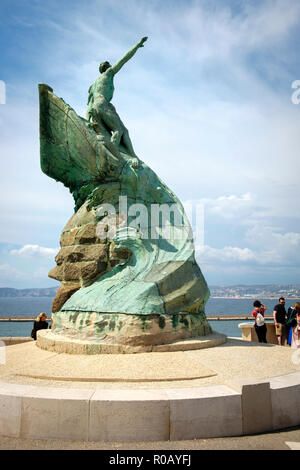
[196, 224, 300, 269]
[196, 244, 256, 263]
[74, 0, 300, 63]
[245, 226, 300, 265]
[194, 193, 255, 220]
[10, 245, 58, 258]
[0, 264, 28, 280]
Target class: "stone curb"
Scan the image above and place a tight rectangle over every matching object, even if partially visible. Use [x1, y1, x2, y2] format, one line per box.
[0, 371, 299, 441]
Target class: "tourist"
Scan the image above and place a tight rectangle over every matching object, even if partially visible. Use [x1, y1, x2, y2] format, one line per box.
[252, 300, 267, 343]
[287, 302, 300, 346]
[291, 311, 300, 349]
[273, 297, 287, 346]
[31, 312, 48, 341]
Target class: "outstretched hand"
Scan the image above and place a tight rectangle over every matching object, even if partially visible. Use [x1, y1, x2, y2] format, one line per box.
[139, 37, 148, 47]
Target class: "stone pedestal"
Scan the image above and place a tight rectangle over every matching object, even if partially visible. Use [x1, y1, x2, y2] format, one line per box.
[37, 315, 224, 354]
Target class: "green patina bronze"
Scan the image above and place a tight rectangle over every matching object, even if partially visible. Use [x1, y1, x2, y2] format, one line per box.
[39, 37, 211, 343]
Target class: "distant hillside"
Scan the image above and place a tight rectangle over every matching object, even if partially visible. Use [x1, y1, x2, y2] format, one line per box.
[0, 287, 58, 297]
[210, 284, 300, 298]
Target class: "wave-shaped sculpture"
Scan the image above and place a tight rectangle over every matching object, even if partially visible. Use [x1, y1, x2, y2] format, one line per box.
[38, 83, 212, 353]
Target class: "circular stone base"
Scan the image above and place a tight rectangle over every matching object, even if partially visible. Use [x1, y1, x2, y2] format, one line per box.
[0, 339, 299, 442]
[36, 329, 227, 354]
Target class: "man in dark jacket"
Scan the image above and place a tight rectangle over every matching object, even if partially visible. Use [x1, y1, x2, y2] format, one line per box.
[273, 297, 287, 346]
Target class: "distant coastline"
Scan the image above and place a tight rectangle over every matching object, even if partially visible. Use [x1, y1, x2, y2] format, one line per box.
[211, 296, 300, 300]
[0, 285, 299, 299]
[0, 287, 58, 298]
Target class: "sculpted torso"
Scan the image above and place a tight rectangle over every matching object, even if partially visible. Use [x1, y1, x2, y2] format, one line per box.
[93, 69, 114, 102]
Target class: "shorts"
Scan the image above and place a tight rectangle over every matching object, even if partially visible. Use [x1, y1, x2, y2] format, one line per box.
[275, 323, 286, 336]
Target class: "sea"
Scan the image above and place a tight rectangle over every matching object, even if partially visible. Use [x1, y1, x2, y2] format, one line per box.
[0, 297, 298, 339]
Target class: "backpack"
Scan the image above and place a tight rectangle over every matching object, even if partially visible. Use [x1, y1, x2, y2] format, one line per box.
[286, 308, 296, 328]
[256, 311, 265, 326]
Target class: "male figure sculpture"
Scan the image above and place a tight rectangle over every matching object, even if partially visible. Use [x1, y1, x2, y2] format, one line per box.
[87, 36, 148, 161]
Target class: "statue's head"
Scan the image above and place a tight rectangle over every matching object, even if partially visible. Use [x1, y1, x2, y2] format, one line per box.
[99, 61, 111, 73]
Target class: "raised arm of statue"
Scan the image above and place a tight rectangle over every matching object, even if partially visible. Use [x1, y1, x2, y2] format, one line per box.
[111, 37, 147, 75]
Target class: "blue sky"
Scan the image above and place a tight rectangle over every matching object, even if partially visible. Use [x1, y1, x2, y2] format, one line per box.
[0, 0, 300, 288]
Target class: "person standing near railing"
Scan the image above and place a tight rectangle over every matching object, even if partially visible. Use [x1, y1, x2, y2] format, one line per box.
[287, 303, 300, 347]
[252, 300, 267, 343]
[31, 312, 48, 341]
[273, 297, 287, 346]
[291, 310, 300, 349]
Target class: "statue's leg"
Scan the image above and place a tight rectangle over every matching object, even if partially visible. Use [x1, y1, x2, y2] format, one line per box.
[121, 127, 138, 158]
[108, 111, 137, 157]
[96, 102, 122, 142]
[95, 100, 136, 157]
